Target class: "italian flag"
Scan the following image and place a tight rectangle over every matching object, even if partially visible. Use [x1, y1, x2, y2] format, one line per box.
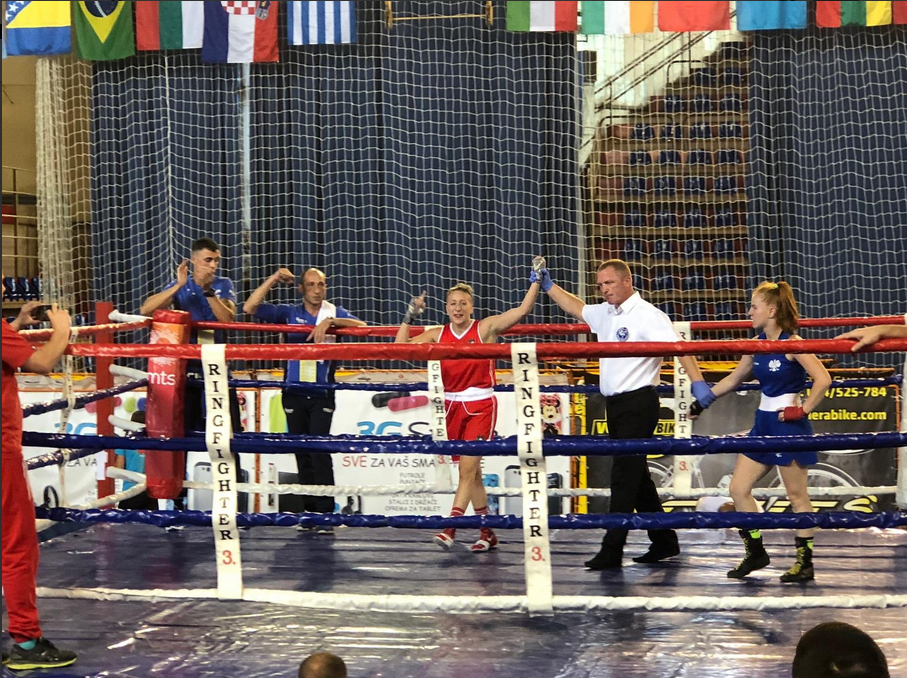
[136, 0, 205, 51]
[816, 1, 903, 26]
[507, 1, 578, 32]
[580, 1, 655, 34]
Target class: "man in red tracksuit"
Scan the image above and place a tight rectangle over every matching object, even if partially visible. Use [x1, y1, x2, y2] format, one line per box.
[2, 302, 77, 670]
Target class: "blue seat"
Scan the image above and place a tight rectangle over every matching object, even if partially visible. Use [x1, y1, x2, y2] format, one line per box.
[629, 150, 652, 166]
[664, 95, 684, 113]
[657, 301, 680, 318]
[653, 211, 677, 228]
[714, 176, 738, 195]
[684, 208, 707, 228]
[17, 277, 29, 301]
[685, 303, 709, 322]
[623, 239, 645, 261]
[715, 207, 738, 227]
[631, 123, 655, 141]
[691, 94, 713, 112]
[712, 239, 736, 259]
[715, 301, 737, 321]
[2, 277, 15, 301]
[684, 302, 709, 322]
[659, 149, 682, 165]
[689, 123, 713, 140]
[691, 67, 717, 87]
[719, 123, 743, 139]
[722, 67, 742, 87]
[624, 177, 647, 196]
[713, 271, 739, 291]
[717, 148, 741, 165]
[652, 272, 677, 291]
[624, 209, 647, 227]
[684, 176, 706, 195]
[687, 149, 712, 166]
[683, 240, 704, 260]
[654, 176, 677, 196]
[29, 276, 41, 300]
[719, 94, 743, 112]
[653, 240, 674, 260]
[682, 271, 707, 291]
[660, 124, 683, 140]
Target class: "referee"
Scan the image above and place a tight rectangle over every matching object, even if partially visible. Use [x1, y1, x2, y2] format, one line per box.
[536, 258, 716, 569]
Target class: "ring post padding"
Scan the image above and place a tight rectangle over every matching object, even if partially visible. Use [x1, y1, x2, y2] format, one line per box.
[428, 360, 453, 489]
[898, 315, 907, 511]
[672, 322, 693, 498]
[512, 343, 553, 616]
[145, 310, 190, 499]
[201, 344, 244, 599]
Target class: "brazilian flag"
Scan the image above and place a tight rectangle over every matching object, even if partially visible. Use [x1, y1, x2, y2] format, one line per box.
[73, 1, 134, 61]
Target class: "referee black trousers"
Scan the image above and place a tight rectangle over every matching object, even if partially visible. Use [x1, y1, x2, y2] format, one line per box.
[599, 386, 678, 554]
[283, 391, 336, 514]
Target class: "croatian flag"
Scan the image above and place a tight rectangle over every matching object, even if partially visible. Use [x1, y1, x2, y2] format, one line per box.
[288, 1, 356, 45]
[202, 1, 278, 63]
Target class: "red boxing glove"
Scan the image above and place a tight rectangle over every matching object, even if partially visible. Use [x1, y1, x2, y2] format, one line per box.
[780, 406, 806, 422]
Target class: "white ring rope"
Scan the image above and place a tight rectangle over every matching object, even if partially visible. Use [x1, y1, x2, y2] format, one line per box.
[106, 469, 896, 499]
[109, 364, 149, 380]
[34, 587, 907, 613]
[109, 310, 150, 323]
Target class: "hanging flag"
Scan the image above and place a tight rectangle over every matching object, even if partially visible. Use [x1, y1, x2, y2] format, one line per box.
[580, 1, 654, 34]
[737, 1, 807, 30]
[73, 1, 135, 61]
[5, 1, 71, 56]
[136, 1, 204, 51]
[202, 1, 278, 63]
[895, 1, 907, 23]
[507, 1, 578, 32]
[816, 1, 893, 27]
[658, 1, 730, 32]
[288, 1, 356, 45]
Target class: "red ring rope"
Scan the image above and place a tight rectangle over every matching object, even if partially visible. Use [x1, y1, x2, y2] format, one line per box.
[65, 338, 907, 361]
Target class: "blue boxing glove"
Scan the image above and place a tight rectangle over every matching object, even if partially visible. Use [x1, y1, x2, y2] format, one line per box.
[530, 256, 554, 293]
[691, 380, 716, 409]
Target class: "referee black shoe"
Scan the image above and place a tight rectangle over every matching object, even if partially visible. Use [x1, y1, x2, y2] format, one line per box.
[584, 549, 623, 570]
[632, 542, 680, 564]
[6, 637, 77, 670]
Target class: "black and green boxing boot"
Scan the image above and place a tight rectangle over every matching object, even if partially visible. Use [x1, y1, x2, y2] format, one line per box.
[727, 528, 771, 578]
[780, 536, 815, 583]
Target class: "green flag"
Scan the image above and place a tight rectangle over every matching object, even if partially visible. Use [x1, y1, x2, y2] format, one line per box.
[73, 1, 135, 61]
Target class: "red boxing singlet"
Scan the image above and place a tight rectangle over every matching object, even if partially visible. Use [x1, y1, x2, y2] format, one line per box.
[439, 319, 495, 399]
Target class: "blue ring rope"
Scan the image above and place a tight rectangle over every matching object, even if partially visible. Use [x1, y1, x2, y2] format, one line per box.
[33, 507, 907, 530]
[23, 431, 907, 457]
[22, 379, 148, 418]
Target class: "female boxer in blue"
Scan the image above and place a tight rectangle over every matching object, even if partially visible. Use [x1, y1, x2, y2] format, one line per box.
[704, 282, 831, 582]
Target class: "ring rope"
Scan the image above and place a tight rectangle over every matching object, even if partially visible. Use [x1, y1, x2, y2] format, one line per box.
[33, 587, 907, 613]
[22, 378, 148, 417]
[61, 337, 907, 360]
[25, 431, 906, 457]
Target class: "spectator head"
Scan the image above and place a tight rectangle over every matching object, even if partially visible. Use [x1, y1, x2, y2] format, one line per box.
[298, 652, 347, 678]
[792, 622, 889, 678]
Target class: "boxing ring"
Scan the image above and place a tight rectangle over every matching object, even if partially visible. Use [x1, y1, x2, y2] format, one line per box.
[8, 313, 907, 677]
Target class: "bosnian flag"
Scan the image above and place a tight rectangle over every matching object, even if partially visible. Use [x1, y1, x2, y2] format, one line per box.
[202, 1, 278, 63]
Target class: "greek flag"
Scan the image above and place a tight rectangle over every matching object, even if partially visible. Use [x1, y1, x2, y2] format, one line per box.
[288, 1, 356, 45]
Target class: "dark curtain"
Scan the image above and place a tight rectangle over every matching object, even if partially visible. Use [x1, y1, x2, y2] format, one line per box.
[747, 28, 907, 339]
[91, 54, 244, 313]
[91, 1, 580, 332]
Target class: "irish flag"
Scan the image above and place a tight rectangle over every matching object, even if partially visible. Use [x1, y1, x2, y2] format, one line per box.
[816, 1, 904, 26]
[507, 1, 578, 32]
[580, 1, 654, 34]
[136, 1, 204, 51]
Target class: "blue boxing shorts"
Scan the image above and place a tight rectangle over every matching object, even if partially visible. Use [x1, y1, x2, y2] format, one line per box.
[744, 408, 817, 467]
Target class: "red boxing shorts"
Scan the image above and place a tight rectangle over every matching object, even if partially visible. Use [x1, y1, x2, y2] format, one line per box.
[445, 397, 497, 461]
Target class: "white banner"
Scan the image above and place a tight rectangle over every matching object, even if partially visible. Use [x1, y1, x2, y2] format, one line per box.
[201, 344, 243, 599]
[672, 321, 694, 498]
[511, 343, 553, 615]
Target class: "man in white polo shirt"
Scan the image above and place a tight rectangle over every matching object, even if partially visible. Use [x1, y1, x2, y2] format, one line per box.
[537, 258, 715, 569]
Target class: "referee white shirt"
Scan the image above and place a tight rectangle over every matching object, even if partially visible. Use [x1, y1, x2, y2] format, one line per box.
[582, 292, 679, 397]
